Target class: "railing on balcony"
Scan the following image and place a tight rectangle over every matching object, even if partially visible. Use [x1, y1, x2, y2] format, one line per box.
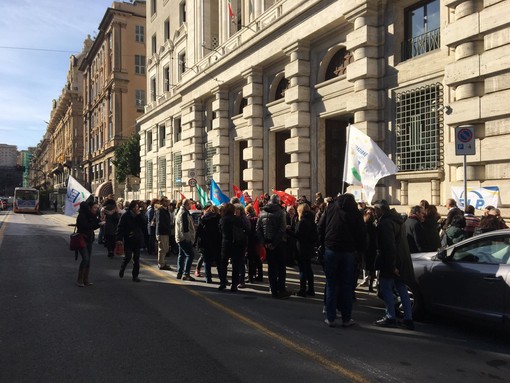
[401, 28, 440, 61]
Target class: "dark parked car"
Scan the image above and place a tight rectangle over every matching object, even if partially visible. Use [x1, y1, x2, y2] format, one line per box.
[409, 229, 510, 329]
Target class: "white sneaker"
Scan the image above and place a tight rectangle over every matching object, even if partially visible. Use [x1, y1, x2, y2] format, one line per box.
[324, 319, 335, 327]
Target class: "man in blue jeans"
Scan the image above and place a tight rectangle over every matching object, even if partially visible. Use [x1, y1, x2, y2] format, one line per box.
[373, 200, 415, 330]
[317, 193, 365, 327]
[175, 199, 196, 281]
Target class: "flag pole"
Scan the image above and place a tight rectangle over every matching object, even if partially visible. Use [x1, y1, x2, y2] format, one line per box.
[341, 123, 351, 195]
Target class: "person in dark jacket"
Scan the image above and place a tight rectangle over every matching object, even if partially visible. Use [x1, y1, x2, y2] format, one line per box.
[404, 205, 424, 253]
[116, 200, 146, 282]
[102, 198, 120, 258]
[443, 198, 465, 230]
[256, 194, 291, 299]
[445, 214, 467, 245]
[246, 204, 263, 282]
[75, 200, 103, 287]
[416, 204, 441, 251]
[317, 193, 365, 327]
[196, 204, 222, 283]
[155, 196, 172, 270]
[373, 200, 415, 330]
[145, 198, 159, 255]
[294, 203, 317, 297]
[358, 207, 377, 292]
[219, 203, 247, 292]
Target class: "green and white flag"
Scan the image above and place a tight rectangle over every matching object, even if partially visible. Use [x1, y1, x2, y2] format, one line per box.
[196, 183, 209, 207]
[343, 125, 398, 203]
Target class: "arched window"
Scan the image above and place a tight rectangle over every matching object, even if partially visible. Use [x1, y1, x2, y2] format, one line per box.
[325, 48, 354, 80]
[275, 78, 289, 100]
[239, 98, 248, 114]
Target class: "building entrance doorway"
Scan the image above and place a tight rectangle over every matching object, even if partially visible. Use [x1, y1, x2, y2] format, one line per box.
[275, 130, 291, 191]
[325, 119, 349, 197]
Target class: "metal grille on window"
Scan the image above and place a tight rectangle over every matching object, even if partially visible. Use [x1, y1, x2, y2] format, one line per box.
[173, 153, 182, 189]
[158, 157, 166, 189]
[396, 83, 444, 171]
[146, 161, 153, 189]
[205, 143, 215, 182]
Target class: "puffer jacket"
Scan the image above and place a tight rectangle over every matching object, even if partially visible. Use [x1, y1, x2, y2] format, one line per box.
[376, 209, 415, 284]
[256, 203, 286, 247]
[175, 207, 195, 244]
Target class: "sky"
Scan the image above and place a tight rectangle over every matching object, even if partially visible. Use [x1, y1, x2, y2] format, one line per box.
[0, 0, 117, 151]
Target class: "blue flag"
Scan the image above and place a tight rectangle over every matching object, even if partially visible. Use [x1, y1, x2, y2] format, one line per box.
[209, 179, 230, 206]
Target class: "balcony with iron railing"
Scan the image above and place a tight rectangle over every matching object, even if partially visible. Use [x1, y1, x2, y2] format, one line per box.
[401, 28, 441, 61]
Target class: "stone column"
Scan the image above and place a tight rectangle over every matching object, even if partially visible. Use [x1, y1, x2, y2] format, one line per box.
[181, 100, 205, 187]
[210, 86, 230, 187]
[400, 180, 408, 205]
[345, 2, 383, 139]
[283, 41, 311, 198]
[431, 179, 441, 206]
[242, 67, 264, 197]
[444, 0, 484, 182]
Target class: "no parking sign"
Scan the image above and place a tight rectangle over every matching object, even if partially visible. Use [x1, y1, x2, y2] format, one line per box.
[455, 126, 475, 155]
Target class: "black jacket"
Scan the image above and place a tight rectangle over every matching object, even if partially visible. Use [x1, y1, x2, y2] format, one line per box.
[155, 207, 172, 236]
[196, 212, 222, 257]
[256, 203, 286, 247]
[76, 207, 100, 243]
[405, 216, 421, 253]
[294, 210, 317, 260]
[376, 209, 415, 283]
[116, 211, 145, 249]
[317, 199, 366, 253]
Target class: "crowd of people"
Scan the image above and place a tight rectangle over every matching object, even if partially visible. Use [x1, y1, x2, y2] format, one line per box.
[73, 191, 508, 330]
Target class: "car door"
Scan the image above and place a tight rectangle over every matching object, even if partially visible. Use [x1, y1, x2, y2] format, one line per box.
[427, 234, 510, 322]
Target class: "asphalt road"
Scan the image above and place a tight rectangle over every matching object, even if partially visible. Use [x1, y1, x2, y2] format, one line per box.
[1, 210, 509, 383]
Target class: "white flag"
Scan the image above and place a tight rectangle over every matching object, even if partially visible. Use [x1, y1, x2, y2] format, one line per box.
[65, 176, 91, 216]
[343, 125, 398, 203]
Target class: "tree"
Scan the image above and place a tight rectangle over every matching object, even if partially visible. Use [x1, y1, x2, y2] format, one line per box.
[113, 134, 141, 183]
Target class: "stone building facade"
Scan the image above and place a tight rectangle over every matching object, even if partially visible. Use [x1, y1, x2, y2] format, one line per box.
[46, 37, 93, 191]
[80, 1, 146, 198]
[138, 0, 510, 209]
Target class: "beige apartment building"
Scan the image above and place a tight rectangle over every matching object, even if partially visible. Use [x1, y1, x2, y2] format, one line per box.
[138, 0, 510, 210]
[45, 37, 93, 194]
[80, 1, 146, 198]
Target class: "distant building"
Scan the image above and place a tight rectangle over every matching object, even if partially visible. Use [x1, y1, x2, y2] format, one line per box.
[46, 37, 94, 191]
[79, 1, 146, 198]
[19, 150, 33, 187]
[0, 144, 18, 167]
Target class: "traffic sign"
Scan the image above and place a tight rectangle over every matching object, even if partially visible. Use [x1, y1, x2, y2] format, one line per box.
[188, 178, 197, 187]
[455, 126, 475, 156]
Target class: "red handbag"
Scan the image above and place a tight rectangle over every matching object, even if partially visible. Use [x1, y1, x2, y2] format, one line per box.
[114, 242, 125, 256]
[70, 227, 86, 251]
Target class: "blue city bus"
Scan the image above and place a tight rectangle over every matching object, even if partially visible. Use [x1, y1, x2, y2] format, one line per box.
[13, 187, 40, 213]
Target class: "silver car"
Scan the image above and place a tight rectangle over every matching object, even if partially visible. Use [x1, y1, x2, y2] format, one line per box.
[410, 229, 510, 329]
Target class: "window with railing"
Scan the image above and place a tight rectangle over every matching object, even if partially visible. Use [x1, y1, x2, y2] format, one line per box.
[402, 0, 440, 61]
[146, 160, 153, 189]
[396, 83, 443, 171]
[173, 152, 182, 189]
[205, 143, 215, 182]
[158, 156, 166, 190]
[135, 90, 145, 111]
